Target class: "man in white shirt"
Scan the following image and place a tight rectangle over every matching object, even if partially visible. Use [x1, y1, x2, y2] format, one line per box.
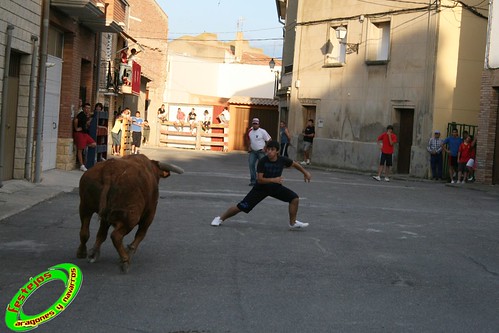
[247, 118, 271, 186]
[218, 107, 230, 124]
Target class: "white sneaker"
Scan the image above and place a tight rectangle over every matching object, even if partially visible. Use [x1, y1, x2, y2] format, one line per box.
[211, 216, 222, 226]
[80, 165, 87, 172]
[300, 161, 307, 165]
[372, 175, 381, 181]
[384, 177, 390, 182]
[451, 180, 456, 184]
[306, 159, 310, 165]
[289, 220, 309, 229]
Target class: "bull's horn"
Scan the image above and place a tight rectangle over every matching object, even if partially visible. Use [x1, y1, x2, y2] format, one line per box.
[158, 162, 184, 174]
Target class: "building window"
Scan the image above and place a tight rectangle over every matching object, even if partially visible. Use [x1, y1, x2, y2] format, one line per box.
[48, 26, 64, 58]
[366, 21, 390, 64]
[325, 25, 346, 66]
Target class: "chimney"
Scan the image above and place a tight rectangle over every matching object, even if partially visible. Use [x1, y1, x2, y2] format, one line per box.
[235, 31, 243, 63]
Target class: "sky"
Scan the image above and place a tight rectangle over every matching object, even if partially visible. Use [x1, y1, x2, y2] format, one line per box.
[155, 0, 284, 59]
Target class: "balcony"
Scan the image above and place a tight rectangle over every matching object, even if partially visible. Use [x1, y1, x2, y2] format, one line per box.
[51, 0, 127, 33]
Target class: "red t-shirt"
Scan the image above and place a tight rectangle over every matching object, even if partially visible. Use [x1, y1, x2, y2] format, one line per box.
[378, 132, 397, 154]
[458, 142, 473, 163]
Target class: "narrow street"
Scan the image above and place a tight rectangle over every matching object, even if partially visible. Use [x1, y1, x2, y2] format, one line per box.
[1, 148, 499, 333]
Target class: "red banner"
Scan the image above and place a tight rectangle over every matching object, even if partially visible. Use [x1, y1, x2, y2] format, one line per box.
[131, 61, 141, 95]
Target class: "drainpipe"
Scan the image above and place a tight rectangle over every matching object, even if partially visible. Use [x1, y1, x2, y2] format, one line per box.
[0, 25, 14, 188]
[25, 35, 39, 181]
[34, 0, 50, 183]
[95, 32, 102, 101]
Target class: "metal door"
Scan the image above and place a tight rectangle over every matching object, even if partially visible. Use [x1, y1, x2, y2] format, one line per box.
[42, 55, 62, 171]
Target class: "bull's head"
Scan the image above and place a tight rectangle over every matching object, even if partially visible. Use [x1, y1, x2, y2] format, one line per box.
[158, 162, 184, 178]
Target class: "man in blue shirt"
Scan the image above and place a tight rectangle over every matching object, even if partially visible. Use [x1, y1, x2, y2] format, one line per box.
[131, 111, 144, 154]
[442, 128, 463, 183]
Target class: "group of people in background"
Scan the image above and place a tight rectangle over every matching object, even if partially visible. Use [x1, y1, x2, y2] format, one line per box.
[428, 128, 476, 183]
[168, 107, 227, 134]
[372, 125, 477, 183]
[110, 108, 150, 156]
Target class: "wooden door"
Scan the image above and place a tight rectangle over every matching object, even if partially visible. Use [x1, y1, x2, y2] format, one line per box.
[2, 52, 20, 181]
[493, 91, 499, 184]
[397, 108, 414, 174]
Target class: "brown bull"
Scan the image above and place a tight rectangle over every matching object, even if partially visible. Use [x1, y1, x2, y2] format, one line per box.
[77, 154, 183, 272]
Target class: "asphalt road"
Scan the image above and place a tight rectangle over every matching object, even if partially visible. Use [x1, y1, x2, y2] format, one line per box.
[1, 148, 499, 333]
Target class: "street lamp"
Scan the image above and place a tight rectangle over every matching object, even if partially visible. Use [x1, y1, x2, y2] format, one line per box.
[269, 58, 280, 99]
[335, 26, 359, 54]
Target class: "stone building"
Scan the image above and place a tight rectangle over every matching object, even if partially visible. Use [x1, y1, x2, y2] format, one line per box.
[0, 1, 42, 184]
[275, 0, 488, 178]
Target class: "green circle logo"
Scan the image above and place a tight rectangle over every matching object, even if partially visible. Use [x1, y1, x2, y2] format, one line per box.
[4, 263, 83, 332]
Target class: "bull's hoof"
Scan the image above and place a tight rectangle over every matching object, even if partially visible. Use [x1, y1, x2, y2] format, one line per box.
[87, 248, 100, 263]
[126, 244, 136, 256]
[120, 261, 130, 274]
[76, 246, 87, 259]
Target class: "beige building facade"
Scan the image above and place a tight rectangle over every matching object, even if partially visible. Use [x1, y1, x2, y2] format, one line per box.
[0, 1, 42, 184]
[277, 0, 488, 177]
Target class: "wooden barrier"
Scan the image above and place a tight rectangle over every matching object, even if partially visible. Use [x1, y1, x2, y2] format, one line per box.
[159, 121, 228, 151]
[120, 118, 132, 156]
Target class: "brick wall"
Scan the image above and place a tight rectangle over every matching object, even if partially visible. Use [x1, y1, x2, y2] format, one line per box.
[50, 9, 97, 170]
[477, 70, 499, 184]
[126, 0, 168, 145]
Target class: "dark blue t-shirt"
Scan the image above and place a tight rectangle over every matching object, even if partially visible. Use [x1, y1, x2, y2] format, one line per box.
[443, 136, 463, 157]
[257, 155, 293, 180]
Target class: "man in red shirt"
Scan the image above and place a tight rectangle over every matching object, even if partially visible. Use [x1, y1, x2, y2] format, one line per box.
[373, 125, 398, 182]
[457, 135, 474, 183]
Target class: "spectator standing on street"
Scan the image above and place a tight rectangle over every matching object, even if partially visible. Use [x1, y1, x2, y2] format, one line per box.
[427, 130, 444, 180]
[131, 111, 144, 154]
[247, 118, 271, 186]
[372, 125, 397, 182]
[457, 135, 475, 183]
[280, 121, 291, 157]
[300, 119, 315, 165]
[73, 103, 96, 171]
[211, 140, 312, 229]
[111, 108, 126, 156]
[142, 119, 150, 146]
[442, 128, 463, 183]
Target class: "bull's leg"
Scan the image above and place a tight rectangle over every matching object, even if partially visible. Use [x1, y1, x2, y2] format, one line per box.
[88, 219, 111, 263]
[110, 224, 132, 273]
[77, 209, 93, 259]
[127, 210, 156, 259]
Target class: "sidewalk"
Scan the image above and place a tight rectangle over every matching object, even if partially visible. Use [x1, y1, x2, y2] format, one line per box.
[0, 169, 82, 221]
[1, 157, 498, 222]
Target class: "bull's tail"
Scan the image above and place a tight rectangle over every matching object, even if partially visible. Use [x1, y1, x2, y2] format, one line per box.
[98, 183, 110, 218]
[98, 171, 115, 218]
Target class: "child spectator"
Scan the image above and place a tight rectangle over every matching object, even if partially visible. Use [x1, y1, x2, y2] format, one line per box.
[457, 135, 473, 183]
[202, 110, 211, 132]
